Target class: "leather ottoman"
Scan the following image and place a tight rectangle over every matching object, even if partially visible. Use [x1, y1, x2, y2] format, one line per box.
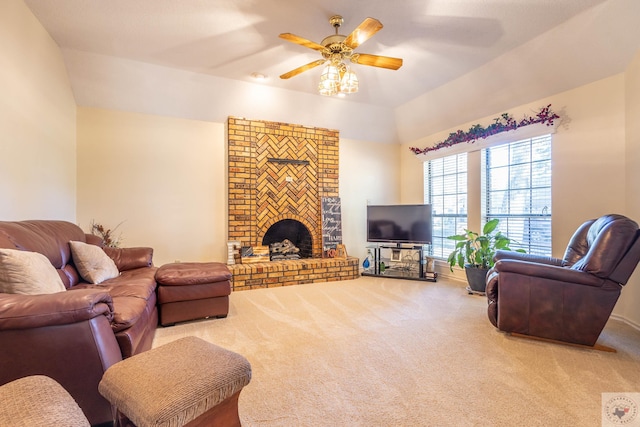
[156, 262, 232, 326]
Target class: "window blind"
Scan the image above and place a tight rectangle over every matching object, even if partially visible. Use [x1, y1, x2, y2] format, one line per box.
[482, 135, 552, 256]
[424, 153, 468, 258]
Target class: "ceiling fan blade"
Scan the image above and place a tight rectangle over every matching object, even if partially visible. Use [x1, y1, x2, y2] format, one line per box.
[279, 33, 326, 52]
[280, 59, 327, 79]
[352, 53, 403, 70]
[343, 17, 383, 49]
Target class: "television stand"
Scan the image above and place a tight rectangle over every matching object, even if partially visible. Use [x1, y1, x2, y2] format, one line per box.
[361, 244, 437, 282]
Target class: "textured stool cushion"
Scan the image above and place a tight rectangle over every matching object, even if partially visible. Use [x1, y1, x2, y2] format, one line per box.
[99, 336, 251, 427]
[0, 375, 90, 427]
[156, 262, 231, 286]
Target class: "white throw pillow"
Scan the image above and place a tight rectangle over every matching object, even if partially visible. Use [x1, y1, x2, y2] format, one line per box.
[0, 249, 66, 295]
[69, 241, 120, 284]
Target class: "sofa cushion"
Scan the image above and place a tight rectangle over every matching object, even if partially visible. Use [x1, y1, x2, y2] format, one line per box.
[109, 269, 157, 333]
[0, 221, 84, 267]
[70, 241, 120, 284]
[0, 249, 66, 295]
[0, 220, 87, 288]
[73, 267, 158, 333]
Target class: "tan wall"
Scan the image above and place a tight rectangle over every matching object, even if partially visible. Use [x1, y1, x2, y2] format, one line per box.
[393, 0, 639, 146]
[0, 0, 76, 220]
[8, 0, 636, 327]
[340, 138, 401, 263]
[76, 107, 227, 266]
[400, 71, 639, 324]
[620, 51, 640, 327]
[401, 74, 626, 255]
[76, 108, 399, 267]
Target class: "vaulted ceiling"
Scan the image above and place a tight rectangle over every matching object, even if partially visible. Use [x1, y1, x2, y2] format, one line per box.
[23, 0, 640, 143]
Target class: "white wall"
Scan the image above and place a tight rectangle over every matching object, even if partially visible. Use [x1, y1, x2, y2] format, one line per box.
[0, 0, 77, 220]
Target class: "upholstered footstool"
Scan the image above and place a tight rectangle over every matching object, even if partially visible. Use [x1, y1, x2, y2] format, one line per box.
[156, 262, 232, 326]
[99, 336, 252, 427]
[0, 375, 90, 427]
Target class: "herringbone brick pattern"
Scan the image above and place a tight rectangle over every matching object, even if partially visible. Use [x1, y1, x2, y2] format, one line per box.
[256, 134, 318, 234]
[227, 117, 339, 258]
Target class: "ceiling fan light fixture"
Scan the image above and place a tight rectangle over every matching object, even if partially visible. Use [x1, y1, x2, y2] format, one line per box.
[339, 67, 358, 94]
[280, 15, 401, 96]
[318, 63, 341, 96]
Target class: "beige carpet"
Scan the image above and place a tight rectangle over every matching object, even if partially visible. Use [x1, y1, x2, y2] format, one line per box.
[153, 276, 640, 427]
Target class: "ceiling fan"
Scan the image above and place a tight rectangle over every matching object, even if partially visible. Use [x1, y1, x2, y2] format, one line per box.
[279, 15, 403, 95]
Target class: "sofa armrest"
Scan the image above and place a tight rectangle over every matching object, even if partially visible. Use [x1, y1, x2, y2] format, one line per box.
[493, 259, 604, 287]
[84, 233, 104, 246]
[0, 289, 114, 330]
[0, 289, 122, 426]
[103, 246, 154, 271]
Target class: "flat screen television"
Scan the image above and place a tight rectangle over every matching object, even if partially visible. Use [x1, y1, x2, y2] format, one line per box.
[367, 204, 432, 245]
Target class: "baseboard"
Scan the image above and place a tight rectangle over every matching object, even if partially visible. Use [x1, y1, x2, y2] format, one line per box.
[509, 332, 617, 353]
[610, 313, 640, 331]
[401, 259, 640, 333]
[431, 259, 467, 283]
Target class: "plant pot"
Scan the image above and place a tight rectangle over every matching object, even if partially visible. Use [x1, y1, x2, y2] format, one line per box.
[464, 266, 490, 293]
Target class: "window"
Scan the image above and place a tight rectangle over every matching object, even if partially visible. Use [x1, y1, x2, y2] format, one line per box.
[424, 153, 467, 258]
[482, 135, 552, 256]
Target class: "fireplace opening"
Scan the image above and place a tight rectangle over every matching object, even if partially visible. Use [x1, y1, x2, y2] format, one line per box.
[262, 219, 313, 260]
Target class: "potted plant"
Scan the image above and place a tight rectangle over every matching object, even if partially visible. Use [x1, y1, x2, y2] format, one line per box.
[447, 218, 524, 293]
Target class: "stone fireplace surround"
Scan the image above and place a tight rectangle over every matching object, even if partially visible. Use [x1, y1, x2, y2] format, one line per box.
[227, 117, 359, 291]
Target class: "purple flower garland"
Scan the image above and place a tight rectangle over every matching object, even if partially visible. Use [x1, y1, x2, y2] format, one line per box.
[409, 104, 560, 155]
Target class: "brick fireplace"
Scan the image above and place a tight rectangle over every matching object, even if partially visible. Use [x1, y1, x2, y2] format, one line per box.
[227, 117, 358, 291]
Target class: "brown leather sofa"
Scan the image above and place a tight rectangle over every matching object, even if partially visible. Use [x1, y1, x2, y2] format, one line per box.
[486, 214, 640, 347]
[0, 220, 158, 426]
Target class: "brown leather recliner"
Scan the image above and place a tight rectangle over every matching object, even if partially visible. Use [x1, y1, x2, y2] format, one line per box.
[486, 214, 640, 347]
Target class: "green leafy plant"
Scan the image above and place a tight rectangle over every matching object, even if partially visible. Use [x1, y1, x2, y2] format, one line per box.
[447, 218, 524, 271]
